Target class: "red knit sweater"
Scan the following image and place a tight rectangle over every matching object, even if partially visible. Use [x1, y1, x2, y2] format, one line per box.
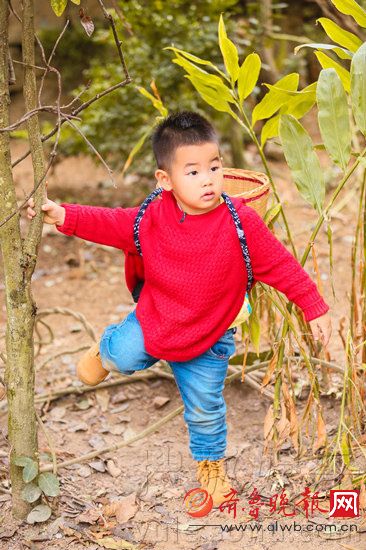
[56, 190, 329, 361]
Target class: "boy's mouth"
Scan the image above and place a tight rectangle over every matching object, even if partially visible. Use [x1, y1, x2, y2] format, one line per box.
[201, 191, 215, 200]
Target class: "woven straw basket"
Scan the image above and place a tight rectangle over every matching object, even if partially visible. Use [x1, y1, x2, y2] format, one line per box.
[222, 168, 270, 219]
[156, 168, 270, 219]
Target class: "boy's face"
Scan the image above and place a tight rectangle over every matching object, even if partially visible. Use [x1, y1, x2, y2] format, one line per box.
[155, 141, 223, 215]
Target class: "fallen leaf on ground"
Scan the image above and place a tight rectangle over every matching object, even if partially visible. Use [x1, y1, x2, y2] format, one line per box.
[89, 460, 106, 473]
[106, 460, 122, 478]
[153, 396, 170, 408]
[103, 493, 138, 523]
[76, 508, 102, 524]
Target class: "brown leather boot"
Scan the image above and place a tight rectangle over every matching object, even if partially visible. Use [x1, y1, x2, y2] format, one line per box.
[77, 342, 110, 386]
[196, 458, 233, 507]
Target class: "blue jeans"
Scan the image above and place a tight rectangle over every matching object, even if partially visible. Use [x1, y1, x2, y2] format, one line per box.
[99, 309, 237, 461]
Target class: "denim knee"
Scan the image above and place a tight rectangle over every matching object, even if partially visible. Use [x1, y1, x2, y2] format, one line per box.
[99, 312, 158, 375]
[99, 322, 135, 374]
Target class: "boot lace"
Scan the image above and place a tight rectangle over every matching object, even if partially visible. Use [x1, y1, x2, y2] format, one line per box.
[197, 459, 226, 484]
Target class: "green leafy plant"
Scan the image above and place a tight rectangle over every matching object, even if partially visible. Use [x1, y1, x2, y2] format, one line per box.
[14, 455, 60, 524]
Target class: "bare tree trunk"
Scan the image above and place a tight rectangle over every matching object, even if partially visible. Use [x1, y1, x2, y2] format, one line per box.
[258, 0, 279, 84]
[228, 120, 247, 169]
[0, 0, 46, 519]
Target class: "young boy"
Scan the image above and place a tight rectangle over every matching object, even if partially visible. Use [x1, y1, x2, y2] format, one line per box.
[27, 111, 332, 508]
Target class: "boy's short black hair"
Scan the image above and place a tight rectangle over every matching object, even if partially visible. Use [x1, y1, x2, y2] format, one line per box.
[151, 110, 219, 172]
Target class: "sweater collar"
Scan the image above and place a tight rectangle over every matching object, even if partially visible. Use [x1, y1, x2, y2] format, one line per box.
[164, 189, 226, 223]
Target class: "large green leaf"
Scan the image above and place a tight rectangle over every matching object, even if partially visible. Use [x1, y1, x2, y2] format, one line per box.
[252, 73, 299, 126]
[164, 47, 226, 79]
[330, 0, 366, 27]
[317, 18, 362, 52]
[295, 42, 353, 60]
[51, 0, 68, 16]
[238, 53, 261, 104]
[185, 75, 233, 115]
[15, 455, 38, 483]
[317, 68, 351, 171]
[172, 53, 209, 78]
[218, 15, 239, 84]
[172, 53, 234, 102]
[279, 115, 325, 213]
[350, 42, 366, 136]
[284, 82, 317, 117]
[261, 115, 281, 146]
[38, 472, 60, 497]
[185, 71, 235, 104]
[21, 483, 42, 503]
[260, 83, 316, 146]
[315, 51, 351, 92]
[26, 504, 52, 524]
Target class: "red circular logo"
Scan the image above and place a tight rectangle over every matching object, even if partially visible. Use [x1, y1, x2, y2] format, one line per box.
[184, 488, 213, 517]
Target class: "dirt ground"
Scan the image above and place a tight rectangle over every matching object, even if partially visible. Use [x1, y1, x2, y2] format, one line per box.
[0, 139, 365, 550]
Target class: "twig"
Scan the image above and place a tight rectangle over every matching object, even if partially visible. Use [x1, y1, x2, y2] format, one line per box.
[36, 345, 90, 371]
[10, 78, 132, 169]
[34, 318, 55, 358]
[35, 307, 97, 342]
[40, 403, 184, 472]
[12, 59, 47, 71]
[36, 20, 69, 107]
[66, 119, 115, 186]
[35, 409, 57, 475]
[96, 0, 130, 79]
[287, 355, 344, 374]
[0, 106, 77, 132]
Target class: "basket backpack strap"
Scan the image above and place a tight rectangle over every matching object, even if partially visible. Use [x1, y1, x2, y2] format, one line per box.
[133, 187, 163, 256]
[133, 188, 253, 293]
[221, 191, 254, 294]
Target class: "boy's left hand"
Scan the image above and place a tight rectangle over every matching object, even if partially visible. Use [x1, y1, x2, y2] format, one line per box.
[308, 312, 332, 347]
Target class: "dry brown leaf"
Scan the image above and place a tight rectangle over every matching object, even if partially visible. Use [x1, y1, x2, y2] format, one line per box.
[108, 424, 125, 436]
[103, 493, 138, 524]
[261, 347, 279, 388]
[76, 507, 102, 524]
[263, 403, 274, 440]
[106, 459, 121, 478]
[111, 390, 129, 404]
[277, 401, 291, 445]
[282, 378, 299, 453]
[49, 405, 67, 421]
[313, 406, 327, 453]
[153, 396, 170, 408]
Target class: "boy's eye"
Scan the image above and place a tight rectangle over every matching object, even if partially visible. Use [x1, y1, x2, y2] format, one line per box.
[187, 166, 221, 176]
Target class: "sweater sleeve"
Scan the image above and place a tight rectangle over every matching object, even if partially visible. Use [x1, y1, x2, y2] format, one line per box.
[55, 203, 140, 253]
[240, 203, 330, 322]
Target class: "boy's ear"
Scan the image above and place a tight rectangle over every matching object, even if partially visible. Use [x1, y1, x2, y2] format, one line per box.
[155, 168, 173, 191]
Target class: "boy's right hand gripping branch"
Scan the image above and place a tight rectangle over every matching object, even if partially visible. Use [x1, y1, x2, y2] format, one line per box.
[26, 184, 66, 226]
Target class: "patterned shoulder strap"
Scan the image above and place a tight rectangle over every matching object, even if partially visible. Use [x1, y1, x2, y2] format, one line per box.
[133, 188, 253, 293]
[133, 187, 163, 256]
[221, 191, 254, 293]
